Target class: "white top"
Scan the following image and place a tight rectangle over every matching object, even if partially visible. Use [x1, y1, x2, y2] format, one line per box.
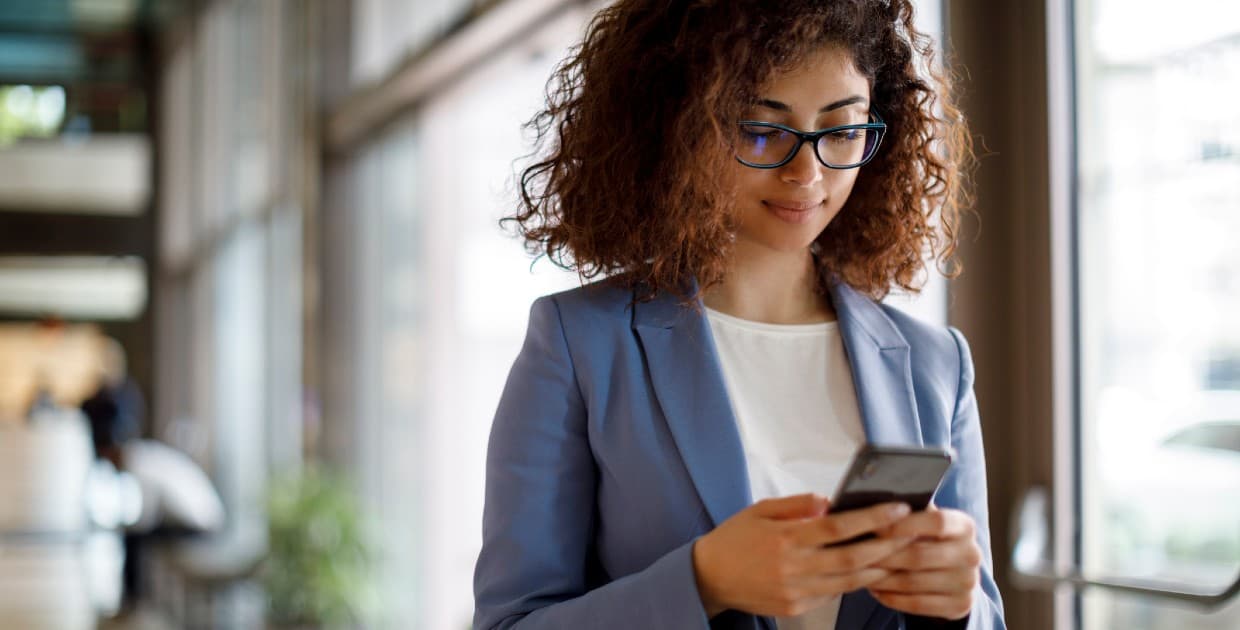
[705, 307, 867, 630]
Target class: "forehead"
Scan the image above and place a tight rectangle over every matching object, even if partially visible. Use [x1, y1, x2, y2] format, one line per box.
[757, 47, 870, 108]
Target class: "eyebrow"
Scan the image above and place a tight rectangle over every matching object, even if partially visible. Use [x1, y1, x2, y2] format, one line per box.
[755, 95, 868, 113]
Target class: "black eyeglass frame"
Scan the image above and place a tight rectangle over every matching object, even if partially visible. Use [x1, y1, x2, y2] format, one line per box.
[734, 112, 887, 170]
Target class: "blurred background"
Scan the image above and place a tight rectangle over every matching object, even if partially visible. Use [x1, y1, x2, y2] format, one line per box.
[0, 0, 1236, 628]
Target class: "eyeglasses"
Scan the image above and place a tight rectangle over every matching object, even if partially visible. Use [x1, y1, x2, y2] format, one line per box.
[734, 112, 887, 170]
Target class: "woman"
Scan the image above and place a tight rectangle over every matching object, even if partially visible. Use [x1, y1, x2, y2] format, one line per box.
[474, 1, 1005, 628]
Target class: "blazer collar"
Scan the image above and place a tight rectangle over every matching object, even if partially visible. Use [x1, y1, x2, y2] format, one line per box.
[630, 274, 906, 343]
[631, 275, 924, 455]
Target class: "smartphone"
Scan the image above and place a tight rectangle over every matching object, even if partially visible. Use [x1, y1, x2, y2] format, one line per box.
[824, 444, 954, 545]
[831, 444, 955, 512]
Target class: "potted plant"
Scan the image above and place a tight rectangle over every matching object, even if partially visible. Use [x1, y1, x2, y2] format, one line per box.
[263, 467, 378, 629]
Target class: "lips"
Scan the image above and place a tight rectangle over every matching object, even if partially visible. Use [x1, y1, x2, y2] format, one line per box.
[764, 199, 823, 211]
[763, 199, 823, 224]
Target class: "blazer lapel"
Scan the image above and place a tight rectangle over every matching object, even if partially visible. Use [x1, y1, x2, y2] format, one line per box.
[828, 280, 924, 447]
[632, 283, 753, 528]
[831, 280, 925, 628]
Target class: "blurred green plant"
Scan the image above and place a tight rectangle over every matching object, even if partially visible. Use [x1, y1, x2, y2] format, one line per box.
[0, 84, 65, 145]
[263, 466, 379, 629]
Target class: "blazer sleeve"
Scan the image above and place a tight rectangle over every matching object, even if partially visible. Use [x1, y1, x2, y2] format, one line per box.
[473, 296, 713, 630]
[903, 328, 1007, 630]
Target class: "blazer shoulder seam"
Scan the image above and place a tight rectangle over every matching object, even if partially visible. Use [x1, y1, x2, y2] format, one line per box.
[546, 294, 589, 409]
[947, 326, 968, 428]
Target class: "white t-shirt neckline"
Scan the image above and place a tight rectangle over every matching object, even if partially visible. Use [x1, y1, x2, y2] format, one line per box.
[703, 306, 838, 334]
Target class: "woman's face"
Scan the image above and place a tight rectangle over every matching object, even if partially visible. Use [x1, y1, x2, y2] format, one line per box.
[730, 46, 872, 254]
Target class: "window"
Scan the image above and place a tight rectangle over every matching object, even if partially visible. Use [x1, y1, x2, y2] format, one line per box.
[321, 7, 590, 625]
[350, 0, 483, 88]
[1074, 0, 1240, 626]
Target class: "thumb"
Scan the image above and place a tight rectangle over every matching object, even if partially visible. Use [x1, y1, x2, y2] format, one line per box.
[752, 493, 829, 520]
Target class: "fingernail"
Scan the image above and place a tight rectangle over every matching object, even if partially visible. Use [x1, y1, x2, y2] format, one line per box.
[807, 494, 828, 514]
[889, 503, 911, 518]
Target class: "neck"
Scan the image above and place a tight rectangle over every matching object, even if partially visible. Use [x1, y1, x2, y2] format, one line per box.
[701, 241, 836, 324]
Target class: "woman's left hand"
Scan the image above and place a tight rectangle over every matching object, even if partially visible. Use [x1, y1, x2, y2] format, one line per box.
[865, 506, 982, 621]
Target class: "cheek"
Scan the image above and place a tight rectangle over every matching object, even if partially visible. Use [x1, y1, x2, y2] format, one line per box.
[829, 169, 862, 202]
[730, 163, 764, 198]
[818, 172, 862, 222]
[732, 172, 772, 226]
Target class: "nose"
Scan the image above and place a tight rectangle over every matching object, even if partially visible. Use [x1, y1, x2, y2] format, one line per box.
[779, 139, 824, 187]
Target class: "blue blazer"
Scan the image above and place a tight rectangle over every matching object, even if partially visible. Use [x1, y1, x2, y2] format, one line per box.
[474, 278, 1006, 629]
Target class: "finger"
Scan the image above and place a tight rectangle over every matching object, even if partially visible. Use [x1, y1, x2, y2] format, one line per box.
[798, 535, 916, 577]
[873, 539, 983, 572]
[767, 569, 890, 618]
[753, 493, 829, 520]
[799, 567, 892, 597]
[867, 567, 980, 595]
[871, 503, 938, 538]
[884, 507, 974, 540]
[868, 590, 972, 620]
[794, 502, 912, 547]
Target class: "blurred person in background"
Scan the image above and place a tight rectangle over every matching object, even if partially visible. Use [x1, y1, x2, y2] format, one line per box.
[474, 1, 1004, 629]
[79, 337, 146, 606]
[80, 337, 144, 470]
[78, 337, 226, 610]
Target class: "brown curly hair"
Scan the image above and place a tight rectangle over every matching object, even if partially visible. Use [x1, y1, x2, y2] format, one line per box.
[506, 0, 974, 302]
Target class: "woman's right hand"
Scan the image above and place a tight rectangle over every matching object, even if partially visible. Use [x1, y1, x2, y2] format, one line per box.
[691, 493, 914, 618]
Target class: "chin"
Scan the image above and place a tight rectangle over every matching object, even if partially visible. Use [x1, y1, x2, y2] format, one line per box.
[739, 216, 834, 254]
[737, 226, 825, 254]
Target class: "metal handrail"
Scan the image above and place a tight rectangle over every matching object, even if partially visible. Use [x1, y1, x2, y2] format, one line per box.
[1010, 486, 1240, 609]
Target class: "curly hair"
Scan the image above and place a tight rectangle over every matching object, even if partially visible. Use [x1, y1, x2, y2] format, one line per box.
[506, 0, 974, 302]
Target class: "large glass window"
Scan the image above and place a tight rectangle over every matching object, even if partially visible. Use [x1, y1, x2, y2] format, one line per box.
[350, 0, 481, 88]
[150, 3, 306, 625]
[213, 226, 267, 522]
[1075, 0, 1240, 627]
[321, 7, 593, 626]
[412, 19, 588, 626]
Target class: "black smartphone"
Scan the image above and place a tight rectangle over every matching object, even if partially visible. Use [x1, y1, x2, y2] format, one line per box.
[824, 444, 954, 545]
[831, 444, 955, 512]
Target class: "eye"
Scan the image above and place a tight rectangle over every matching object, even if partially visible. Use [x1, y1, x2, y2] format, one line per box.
[824, 128, 862, 144]
[740, 124, 782, 139]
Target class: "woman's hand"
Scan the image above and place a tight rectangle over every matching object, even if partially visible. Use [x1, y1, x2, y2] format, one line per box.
[866, 506, 983, 621]
[691, 493, 915, 618]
